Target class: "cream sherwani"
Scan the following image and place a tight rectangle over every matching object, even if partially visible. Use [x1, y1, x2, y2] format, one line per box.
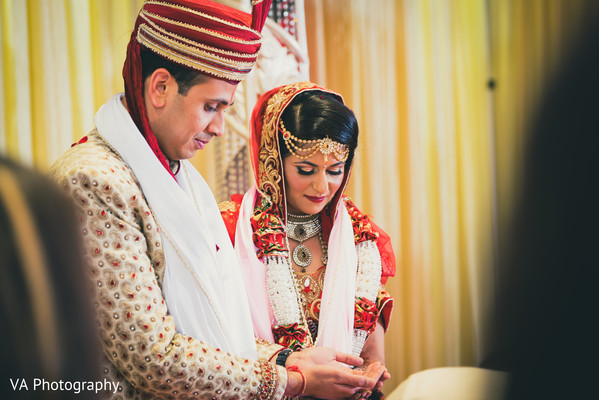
[50, 95, 287, 400]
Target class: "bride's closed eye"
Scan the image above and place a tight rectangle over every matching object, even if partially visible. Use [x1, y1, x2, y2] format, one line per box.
[297, 167, 315, 176]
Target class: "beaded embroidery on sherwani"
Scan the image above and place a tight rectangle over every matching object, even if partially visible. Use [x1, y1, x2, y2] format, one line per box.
[51, 131, 287, 400]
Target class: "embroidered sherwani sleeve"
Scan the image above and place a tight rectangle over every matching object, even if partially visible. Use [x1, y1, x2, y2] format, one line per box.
[50, 135, 287, 400]
[256, 339, 285, 363]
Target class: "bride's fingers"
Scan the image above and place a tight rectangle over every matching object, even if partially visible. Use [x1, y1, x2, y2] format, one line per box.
[354, 362, 386, 385]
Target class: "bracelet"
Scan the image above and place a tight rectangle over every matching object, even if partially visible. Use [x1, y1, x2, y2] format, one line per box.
[276, 348, 293, 366]
[286, 365, 306, 398]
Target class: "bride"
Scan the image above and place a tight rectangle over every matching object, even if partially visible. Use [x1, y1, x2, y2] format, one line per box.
[220, 81, 396, 396]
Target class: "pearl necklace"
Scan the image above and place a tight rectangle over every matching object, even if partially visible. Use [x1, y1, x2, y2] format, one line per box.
[286, 213, 328, 272]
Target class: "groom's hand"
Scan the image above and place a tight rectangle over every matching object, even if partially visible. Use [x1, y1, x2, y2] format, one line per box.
[285, 347, 364, 369]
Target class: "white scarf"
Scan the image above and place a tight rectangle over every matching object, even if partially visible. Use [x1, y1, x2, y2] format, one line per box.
[95, 93, 257, 360]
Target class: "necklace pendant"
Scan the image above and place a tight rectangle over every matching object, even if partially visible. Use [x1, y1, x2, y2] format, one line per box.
[292, 243, 313, 269]
[303, 277, 311, 292]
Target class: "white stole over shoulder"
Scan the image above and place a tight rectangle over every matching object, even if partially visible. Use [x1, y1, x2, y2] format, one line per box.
[95, 93, 257, 360]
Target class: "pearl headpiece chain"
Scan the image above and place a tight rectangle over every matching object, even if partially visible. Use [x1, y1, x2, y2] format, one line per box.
[279, 120, 349, 162]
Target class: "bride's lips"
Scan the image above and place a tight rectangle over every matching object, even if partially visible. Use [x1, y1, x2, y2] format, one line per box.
[305, 195, 327, 203]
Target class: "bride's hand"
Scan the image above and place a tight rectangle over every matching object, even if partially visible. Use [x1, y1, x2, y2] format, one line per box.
[285, 363, 379, 400]
[350, 362, 389, 397]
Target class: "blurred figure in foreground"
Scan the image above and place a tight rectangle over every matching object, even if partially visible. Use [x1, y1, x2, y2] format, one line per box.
[0, 156, 99, 399]
[485, 18, 599, 400]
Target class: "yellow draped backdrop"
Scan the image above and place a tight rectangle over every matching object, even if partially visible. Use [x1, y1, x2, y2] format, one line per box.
[303, 0, 599, 392]
[2, 0, 598, 395]
[305, 0, 495, 389]
[0, 0, 143, 167]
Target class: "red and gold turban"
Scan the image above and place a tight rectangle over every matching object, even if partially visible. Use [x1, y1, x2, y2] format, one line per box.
[122, 0, 272, 178]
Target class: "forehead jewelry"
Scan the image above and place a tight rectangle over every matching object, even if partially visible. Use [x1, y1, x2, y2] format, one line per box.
[279, 120, 349, 163]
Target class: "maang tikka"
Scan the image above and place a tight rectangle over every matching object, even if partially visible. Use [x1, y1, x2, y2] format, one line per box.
[279, 120, 349, 163]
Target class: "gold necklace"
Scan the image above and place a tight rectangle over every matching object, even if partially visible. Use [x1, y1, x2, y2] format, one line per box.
[286, 213, 327, 272]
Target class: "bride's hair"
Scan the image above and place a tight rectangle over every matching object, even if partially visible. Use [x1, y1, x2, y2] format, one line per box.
[279, 90, 359, 166]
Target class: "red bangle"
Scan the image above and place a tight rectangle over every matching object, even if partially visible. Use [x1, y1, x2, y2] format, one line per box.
[286, 365, 306, 398]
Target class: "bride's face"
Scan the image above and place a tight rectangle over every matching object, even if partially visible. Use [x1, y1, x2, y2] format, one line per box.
[283, 151, 346, 215]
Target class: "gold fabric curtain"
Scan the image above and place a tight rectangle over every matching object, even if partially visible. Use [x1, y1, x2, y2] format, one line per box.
[489, 0, 599, 245]
[0, 0, 143, 168]
[305, 0, 495, 389]
[305, 0, 599, 393]
[2, 0, 598, 395]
